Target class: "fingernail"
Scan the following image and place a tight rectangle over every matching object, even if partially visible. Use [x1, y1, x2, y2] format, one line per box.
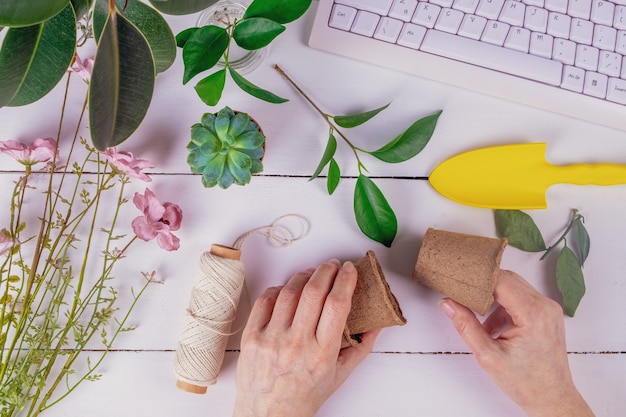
[439, 299, 456, 319]
[329, 258, 341, 267]
[342, 261, 355, 273]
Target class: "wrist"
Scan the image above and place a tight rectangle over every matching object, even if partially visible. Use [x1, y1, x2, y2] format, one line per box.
[525, 389, 595, 417]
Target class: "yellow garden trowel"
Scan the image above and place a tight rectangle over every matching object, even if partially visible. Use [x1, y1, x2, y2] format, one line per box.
[429, 142, 626, 209]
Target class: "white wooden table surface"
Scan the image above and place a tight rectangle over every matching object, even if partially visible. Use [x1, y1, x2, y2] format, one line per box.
[1, 1, 625, 415]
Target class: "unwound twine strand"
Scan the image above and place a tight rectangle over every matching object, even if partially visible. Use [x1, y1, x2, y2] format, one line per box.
[174, 214, 309, 389]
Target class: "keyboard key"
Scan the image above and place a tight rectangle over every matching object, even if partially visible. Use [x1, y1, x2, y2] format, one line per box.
[435, 8, 465, 33]
[553, 38, 577, 63]
[547, 12, 571, 37]
[583, 71, 608, 97]
[374, 17, 404, 42]
[505, 26, 531, 51]
[523, 0, 545, 7]
[453, 0, 480, 13]
[397, 22, 428, 47]
[482, 20, 510, 44]
[458, 14, 488, 38]
[336, 0, 394, 15]
[352, 10, 381, 36]
[413, 2, 442, 28]
[615, 6, 626, 29]
[575, 44, 600, 70]
[607, 77, 626, 104]
[390, 0, 419, 21]
[598, 51, 622, 76]
[590, 0, 615, 25]
[617, 30, 626, 53]
[592, 25, 617, 50]
[562, 65, 585, 91]
[530, 32, 554, 57]
[525, 6, 549, 32]
[420, 29, 563, 84]
[475, 0, 506, 19]
[431, 0, 454, 7]
[545, 0, 568, 13]
[330, 4, 357, 30]
[499, 0, 526, 26]
[570, 17, 594, 44]
[568, 0, 592, 19]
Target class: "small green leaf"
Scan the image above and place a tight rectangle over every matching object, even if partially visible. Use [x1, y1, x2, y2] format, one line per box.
[243, 0, 312, 24]
[354, 175, 397, 247]
[556, 245, 586, 317]
[574, 217, 590, 266]
[333, 102, 390, 128]
[194, 69, 226, 106]
[229, 66, 288, 103]
[327, 159, 340, 195]
[370, 110, 442, 163]
[148, 0, 219, 15]
[176, 27, 198, 47]
[181, 25, 229, 84]
[0, 0, 70, 27]
[494, 210, 546, 252]
[310, 133, 337, 180]
[233, 17, 285, 50]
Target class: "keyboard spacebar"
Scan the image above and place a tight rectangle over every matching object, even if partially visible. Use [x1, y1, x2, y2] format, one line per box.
[420, 30, 563, 86]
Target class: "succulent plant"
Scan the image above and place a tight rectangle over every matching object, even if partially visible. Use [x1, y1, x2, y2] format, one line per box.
[187, 107, 265, 188]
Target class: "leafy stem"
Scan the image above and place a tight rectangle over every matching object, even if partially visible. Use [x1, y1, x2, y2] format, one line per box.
[540, 209, 583, 261]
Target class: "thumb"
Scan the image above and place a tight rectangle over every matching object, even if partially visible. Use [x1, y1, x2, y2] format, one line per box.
[439, 299, 496, 356]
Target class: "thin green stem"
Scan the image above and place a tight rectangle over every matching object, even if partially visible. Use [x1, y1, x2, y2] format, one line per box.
[540, 209, 582, 261]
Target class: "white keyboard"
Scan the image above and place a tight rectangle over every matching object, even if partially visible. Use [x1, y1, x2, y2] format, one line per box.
[309, 0, 626, 131]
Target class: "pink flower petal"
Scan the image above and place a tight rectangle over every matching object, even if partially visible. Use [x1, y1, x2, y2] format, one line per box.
[131, 216, 158, 242]
[156, 230, 180, 251]
[162, 203, 183, 231]
[103, 148, 153, 182]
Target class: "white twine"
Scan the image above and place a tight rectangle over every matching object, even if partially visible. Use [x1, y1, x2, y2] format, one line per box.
[174, 214, 309, 389]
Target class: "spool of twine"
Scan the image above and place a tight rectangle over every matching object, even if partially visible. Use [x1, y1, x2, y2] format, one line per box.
[174, 214, 309, 393]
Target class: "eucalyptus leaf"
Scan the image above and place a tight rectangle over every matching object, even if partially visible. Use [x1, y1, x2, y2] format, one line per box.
[574, 217, 590, 266]
[93, 0, 176, 73]
[0, 0, 69, 27]
[148, 0, 218, 15]
[310, 133, 337, 180]
[229, 66, 288, 103]
[354, 175, 397, 247]
[327, 159, 340, 195]
[89, 11, 155, 150]
[233, 17, 285, 50]
[370, 110, 442, 163]
[194, 69, 226, 106]
[494, 210, 546, 252]
[556, 245, 586, 317]
[0, 4, 76, 107]
[181, 25, 229, 84]
[243, 0, 312, 24]
[333, 103, 390, 128]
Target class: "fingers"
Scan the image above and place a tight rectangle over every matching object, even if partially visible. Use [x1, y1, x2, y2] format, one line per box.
[439, 298, 497, 358]
[481, 305, 515, 338]
[242, 285, 281, 341]
[267, 269, 315, 329]
[493, 269, 547, 327]
[334, 328, 381, 387]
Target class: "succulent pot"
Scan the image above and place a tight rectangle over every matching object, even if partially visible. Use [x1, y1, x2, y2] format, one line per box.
[187, 106, 265, 189]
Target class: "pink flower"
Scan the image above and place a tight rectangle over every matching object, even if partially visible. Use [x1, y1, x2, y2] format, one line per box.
[70, 54, 94, 82]
[131, 188, 182, 251]
[103, 148, 154, 182]
[0, 229, 14, 256]
[0, 138, 58, 166]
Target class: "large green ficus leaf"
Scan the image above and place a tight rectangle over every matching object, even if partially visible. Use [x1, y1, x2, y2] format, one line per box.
[89, 10, 155, 151]
[94, 0, 176, 73]
[354, 175, 397, 247]
[0, 0, 69, 27]
[244, 0, 312, 24]
[0, 4, 76, 107]
[148, 0, 218, 15]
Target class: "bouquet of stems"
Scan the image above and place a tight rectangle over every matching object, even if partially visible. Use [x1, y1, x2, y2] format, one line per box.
[0, 57, 182, 417]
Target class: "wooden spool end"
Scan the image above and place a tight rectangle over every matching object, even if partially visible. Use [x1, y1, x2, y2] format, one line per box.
[176, 380, 208, 394]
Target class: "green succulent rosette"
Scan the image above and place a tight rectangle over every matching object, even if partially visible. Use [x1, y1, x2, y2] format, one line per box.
[187, 107, 265, 188]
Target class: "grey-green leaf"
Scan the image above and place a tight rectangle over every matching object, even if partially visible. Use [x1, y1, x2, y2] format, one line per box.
[89, 11, 155, 150]
[233, 17, 285, 50]
[194, 69, 226, 106]
[243, 0, 312, 24]
[181, 25, 229, 84]
[370, 110, 442, 163]
[0, 0, 69, 27]
[354, 175, 397, 247]
[494, 209, 546, 252]
[0, 4, 76, 107]
[229, 66, 288, 103]
[310, 133, 337, 181]
[148, 0, 218, 15]
[556, 245, 586, 317]
[333, 102, 390, 128]
[327, 159, 340, 195]
[574, 217, 590, 266]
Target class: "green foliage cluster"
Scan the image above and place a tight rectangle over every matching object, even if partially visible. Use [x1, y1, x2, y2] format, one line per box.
[0, 0, 219, 151]
[495, 209, 590, 316]
[176, 0, 311, 106]
[188, 107, 265, 188]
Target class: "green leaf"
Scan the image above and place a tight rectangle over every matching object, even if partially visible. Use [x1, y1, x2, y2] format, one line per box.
[229, 66, 288, 103]
[0, 0, 69, 27]
[244, 0, 312, 24]
[0, 4, 76, 107]
[327, 159, 340, 195]
[71, 0, 93, 20]
[556, 245, 586, 317]
[89, 10, 155, 150]
[370, 110, 442, 163]
[333, 102, 390, 128]
[181, 25, 229, 84]
[494, 209, 546, 252]
[354, 175, 397, 247]
[148, 0, 218, 15]
[194, 69, 226, 106]
[574, 217, 590, 266]
[310, 133, 337, 180]
[233, 17, 285, 50]
[176, 27, 198, 47]
[94, 0, 176, 73]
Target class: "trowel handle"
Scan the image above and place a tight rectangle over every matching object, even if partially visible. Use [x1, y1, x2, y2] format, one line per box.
[558, 163, 626, 185]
